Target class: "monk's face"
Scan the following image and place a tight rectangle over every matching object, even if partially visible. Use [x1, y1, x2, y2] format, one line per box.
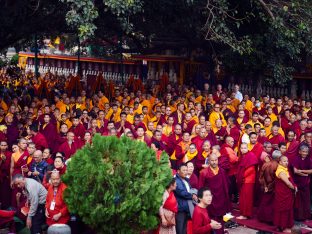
[271, 126, 279, 136]
[136, 128, 144, 137]
[185, 113, 191, 121]
[84, 133, 92, 142]
[287, 132, 295, 142]
[209, 155, 218, 169]
[199, 129, 206, 138]
[279, 156, 288, 168]
[299, 148, 309, 159]
[240, 144, 248, 154]
[0, 142, 8, 152]
[154, 132, 162, 141]
[182, 133, 190, 142]
[215, 120, 222, 128]
[280, 145, 287, 154]
[19, 140, 28, 151]
[264, 119, 271, 127]
[249, 134, 257, 144]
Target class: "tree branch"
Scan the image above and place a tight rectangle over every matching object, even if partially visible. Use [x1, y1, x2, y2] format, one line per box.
[258, 0, 275, 20]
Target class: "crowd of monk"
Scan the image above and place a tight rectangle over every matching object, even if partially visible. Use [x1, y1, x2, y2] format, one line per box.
[0, 71, 312, 233]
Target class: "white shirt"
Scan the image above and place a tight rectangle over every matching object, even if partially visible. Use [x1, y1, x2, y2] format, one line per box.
[241, 133, 250, 144]
[235, 91, 243, 102]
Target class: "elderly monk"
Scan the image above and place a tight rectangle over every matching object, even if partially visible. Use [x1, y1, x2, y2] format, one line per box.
[220, 136, 239, 202]
[274, 156, 297, 233]
[236, 143, 258, 219]
[257, 150, 281, 223]
[268, 124, 285, 150]
[292, 144, 312, 221]
[199, 153, 230, 234]
[58, 132, 80, 160]
[45, 170, 70, 226]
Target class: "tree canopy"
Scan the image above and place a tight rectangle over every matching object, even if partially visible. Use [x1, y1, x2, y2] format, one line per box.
[1, 0, 312, 84]
[62, 134, 172, 233]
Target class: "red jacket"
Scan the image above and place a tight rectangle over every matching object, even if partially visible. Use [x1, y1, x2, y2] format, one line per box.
[45, 182, 70, 226]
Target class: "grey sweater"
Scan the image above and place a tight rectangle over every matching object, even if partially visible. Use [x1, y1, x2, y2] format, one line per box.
[25, 178, 47, 217]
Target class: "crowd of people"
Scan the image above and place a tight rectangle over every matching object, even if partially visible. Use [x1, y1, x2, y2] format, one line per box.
[0, 69, 312, 234]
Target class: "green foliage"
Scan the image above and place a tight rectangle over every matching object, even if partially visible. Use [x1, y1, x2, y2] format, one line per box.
[0, 58, 6, 68]
[10, 54, 19, 65]
[62, 134, 172, 234]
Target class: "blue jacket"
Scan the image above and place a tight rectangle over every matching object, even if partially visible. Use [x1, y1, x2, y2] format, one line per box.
[29, 160, 48, 182]
[174, 174, 193, 213]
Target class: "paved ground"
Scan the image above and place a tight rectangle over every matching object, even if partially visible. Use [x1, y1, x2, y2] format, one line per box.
[228, 226, 258, 234]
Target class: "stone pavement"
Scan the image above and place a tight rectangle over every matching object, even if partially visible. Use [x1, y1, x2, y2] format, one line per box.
[228, 226, 258, 234]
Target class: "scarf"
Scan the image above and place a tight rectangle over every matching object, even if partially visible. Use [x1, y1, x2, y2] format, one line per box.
[275, 164, 289, 178]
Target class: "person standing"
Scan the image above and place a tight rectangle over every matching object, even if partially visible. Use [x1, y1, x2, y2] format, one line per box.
[192, 187, 222, 234]
[292, 144, 312, 221]
[198, 153, 230, 234]
[257, 150, 281, 223]
[174, 164, 197, 234]
[45, 170, 70, 226]
[12, 174, 47, 234]
[274, 156, 297, 232]
[159, 178, 178, 234]
[236, 143, 258, 219]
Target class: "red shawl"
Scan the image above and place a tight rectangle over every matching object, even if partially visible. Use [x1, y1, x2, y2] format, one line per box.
[163, 191, 178, 213]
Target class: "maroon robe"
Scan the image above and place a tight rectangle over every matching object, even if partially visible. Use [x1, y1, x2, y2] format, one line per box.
[292, 155, 312, 220]
[183, 120, 196, 134]
[0, 131, 7, 142]
[166, 134, 182, 156]
[6, 124, 19, 148]
[40, 122, 57, 150]
[54, 133, 67, 153]
[206, 131, 217, 146]
[229, 126, 240, 147]
[199, 166, 230, 234]
[12, 151, 30, 176]
[220, 144, 238, 176]
[268, 133, 285, 149]
[236, 151, 258, 217]
[69, 123, 86, 139]
[285, 140, 299, 164]
[158, 115, 169, 126]
[189, 173, 199, 189]
[273, 176, 295, 229]
[0, 151, 12, 209]
[31, 132, 48, 151]
[250, 143, 264, 161]
[257, 160, 278, 223]
[195, 150, 210, 176]
[115, 121, 132, 134]
[170, 111, 185, 125]
[258, 136, 269, 145]
[192, 136, 207, 150]
[58, 141, 80, 159]
[281, 116, 291, 132]
[215, 127, 226, 145]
